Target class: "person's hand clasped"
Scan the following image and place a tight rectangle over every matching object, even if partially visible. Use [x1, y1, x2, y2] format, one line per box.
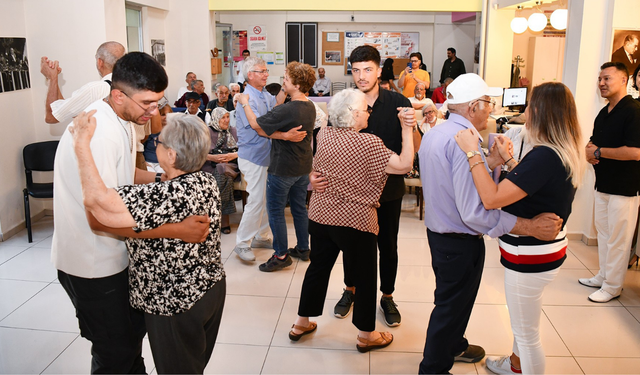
[585, 142, 599, 165]
[69, 110, 98, 147]
[397, 107, 416, 128]
[494, 136, 513, 162]
[454, 129, 479, 152]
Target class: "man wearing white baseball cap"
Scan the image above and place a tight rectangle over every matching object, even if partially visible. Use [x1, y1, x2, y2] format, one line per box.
[417, 73, 563, 374]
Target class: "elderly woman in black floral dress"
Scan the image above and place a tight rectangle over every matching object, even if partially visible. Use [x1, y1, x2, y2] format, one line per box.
[70, 111, 225, 374]
[202, 107, 239, 234]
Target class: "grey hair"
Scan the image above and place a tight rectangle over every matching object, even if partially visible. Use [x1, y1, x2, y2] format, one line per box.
[95, 41, 125, 71]
[161, 113, 210, 172]
[242, 56, 266, 79]
[328, 88, 365, 129]
[229, 82, 240, 91]
[422, 102, 437, 115]
[444, 77, 454, 85]
[415, 82, 426, 90]
[190, 79, 203, 90]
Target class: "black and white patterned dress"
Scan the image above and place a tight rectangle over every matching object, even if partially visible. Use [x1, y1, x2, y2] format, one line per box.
[116, 171, 224, 316]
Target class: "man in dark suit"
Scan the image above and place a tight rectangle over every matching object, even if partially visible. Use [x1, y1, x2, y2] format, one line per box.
[612, 34, 639, 75]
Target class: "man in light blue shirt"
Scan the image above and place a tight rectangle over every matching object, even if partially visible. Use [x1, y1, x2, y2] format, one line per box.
[418, 73, 562, 374]
[233, 57, 305, 262]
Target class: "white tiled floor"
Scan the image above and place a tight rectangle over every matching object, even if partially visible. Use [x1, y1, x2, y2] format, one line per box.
[3, 199, 640, 374]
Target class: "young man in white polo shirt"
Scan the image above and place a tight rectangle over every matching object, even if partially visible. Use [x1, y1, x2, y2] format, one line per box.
[52, 52, 208, 373]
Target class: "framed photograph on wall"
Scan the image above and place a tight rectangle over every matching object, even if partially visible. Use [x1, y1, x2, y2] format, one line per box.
[0, 37, 30, 93]
[325, 51, 341, 64]
[611, 29, 640, 76]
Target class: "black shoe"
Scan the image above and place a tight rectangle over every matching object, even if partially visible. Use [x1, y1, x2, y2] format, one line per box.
[380, 296, 401, 327]
[258, 254, 293, 272]
[454, 344, 485, 363]
[334, 289, 355, 318]
[289, 246, 310, 261]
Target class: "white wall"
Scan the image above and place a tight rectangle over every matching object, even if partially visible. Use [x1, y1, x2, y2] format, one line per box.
[0, 0, 36, 237]
[433, 13, 477, 85]
[164, 0, 212, 104]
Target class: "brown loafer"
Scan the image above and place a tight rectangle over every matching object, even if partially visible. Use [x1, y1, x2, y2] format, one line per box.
[356, 331, 393, 353]
[289, 321, 317, 341]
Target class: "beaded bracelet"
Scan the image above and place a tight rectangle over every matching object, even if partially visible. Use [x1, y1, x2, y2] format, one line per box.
[469, 160, 485, 172]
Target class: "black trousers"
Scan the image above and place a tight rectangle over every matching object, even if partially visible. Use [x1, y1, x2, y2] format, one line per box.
[419, 230, 486, 374]
[299, 221, 378, 332]
[343, 197, 402, 295]
[145, 278, 226, 374]
[58, 269, 146, 374]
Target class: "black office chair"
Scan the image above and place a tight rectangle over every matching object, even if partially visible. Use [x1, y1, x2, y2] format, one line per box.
[23, 141, 58, 242]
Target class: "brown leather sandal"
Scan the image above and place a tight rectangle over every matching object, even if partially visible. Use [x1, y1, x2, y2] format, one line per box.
[289, 321, 317, 341]
[356, 331, 393, 353]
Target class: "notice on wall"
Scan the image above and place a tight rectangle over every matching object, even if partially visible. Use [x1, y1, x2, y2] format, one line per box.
[232, 30, 247, 61]
[256, 51, 275, 65]
[249, 35, 267, 51]
[249, 25, 267, 52]
[275, 52, 285, 65]
[345, 31, 419, 60]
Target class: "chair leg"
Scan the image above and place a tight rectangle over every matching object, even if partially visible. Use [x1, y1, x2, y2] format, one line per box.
[23, 189, 32, 243]
[242, 191, 248, 208]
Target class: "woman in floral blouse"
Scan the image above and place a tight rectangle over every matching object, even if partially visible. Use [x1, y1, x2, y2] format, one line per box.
[71, 111, 224, 374]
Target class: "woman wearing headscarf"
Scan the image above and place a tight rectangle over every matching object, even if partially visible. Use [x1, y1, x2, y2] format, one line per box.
[203, 107, 239, 234]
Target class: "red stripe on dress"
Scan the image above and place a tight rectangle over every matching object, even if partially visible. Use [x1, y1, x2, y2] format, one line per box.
[499, 246, 567, 265]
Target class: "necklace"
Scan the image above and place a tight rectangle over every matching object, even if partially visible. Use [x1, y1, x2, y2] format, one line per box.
[104, 97, 134, 153]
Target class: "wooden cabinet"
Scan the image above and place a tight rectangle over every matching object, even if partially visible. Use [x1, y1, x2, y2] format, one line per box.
[211, 58, 222, 75]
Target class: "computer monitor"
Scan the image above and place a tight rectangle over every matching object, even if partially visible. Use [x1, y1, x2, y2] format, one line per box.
[502, 87, 527, 112]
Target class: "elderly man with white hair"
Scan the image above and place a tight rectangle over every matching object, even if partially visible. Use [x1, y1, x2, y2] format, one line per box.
[408, 82, 432, 110]
[417, 73, 564, 374]
[232, 56, 307, 262]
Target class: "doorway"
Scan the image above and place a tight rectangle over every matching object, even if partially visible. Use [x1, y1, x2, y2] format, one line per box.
[215, 23, 234, 87]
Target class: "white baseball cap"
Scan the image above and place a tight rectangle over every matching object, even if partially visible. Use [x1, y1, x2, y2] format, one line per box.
[446, 73, 502, 104]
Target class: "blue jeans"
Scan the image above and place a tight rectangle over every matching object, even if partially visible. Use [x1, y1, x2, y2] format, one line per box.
[266, 173, 310, 256]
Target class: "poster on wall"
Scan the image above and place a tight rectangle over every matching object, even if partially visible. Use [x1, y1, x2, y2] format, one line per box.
[0, 37, 30, 93]
[151, 39, 165, 66]
[256, 51, 275, 65]
[232, 30, 248, 61]
[345, 31, 418, 62]
[249, 25, 267, 52]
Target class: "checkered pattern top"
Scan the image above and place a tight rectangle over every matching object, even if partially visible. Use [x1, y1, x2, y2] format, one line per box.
[308, 127, 393, 235]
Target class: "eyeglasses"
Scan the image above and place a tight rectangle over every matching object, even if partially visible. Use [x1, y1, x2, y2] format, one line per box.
[472, 98, 496, 109]
[425, 110, 436, 114]
[120, 90, 158, 114]
[250, 69, 269, 75]
[348, 106, 372, 115]
[153, 138, 164, 148]
[410, 59, 420, 63]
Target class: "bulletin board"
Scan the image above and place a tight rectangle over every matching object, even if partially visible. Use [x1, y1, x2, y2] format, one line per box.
[322, 31, 344, 65]
[343, 31, 419, 75]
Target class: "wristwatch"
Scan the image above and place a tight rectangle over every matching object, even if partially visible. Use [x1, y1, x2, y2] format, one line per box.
[241, 103, 248, 108]
[466, 150, 482, 159]
[155, 173, 162, 183]
[594, 147, 601, 160]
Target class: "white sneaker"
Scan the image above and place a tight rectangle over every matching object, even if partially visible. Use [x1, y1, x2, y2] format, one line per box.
[578, 277, 602, 288]
[485, 356, 521, 374]
[251, 238, 273, 249]
[234, 246, 256, 261]
[588, 288, 620, 303]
